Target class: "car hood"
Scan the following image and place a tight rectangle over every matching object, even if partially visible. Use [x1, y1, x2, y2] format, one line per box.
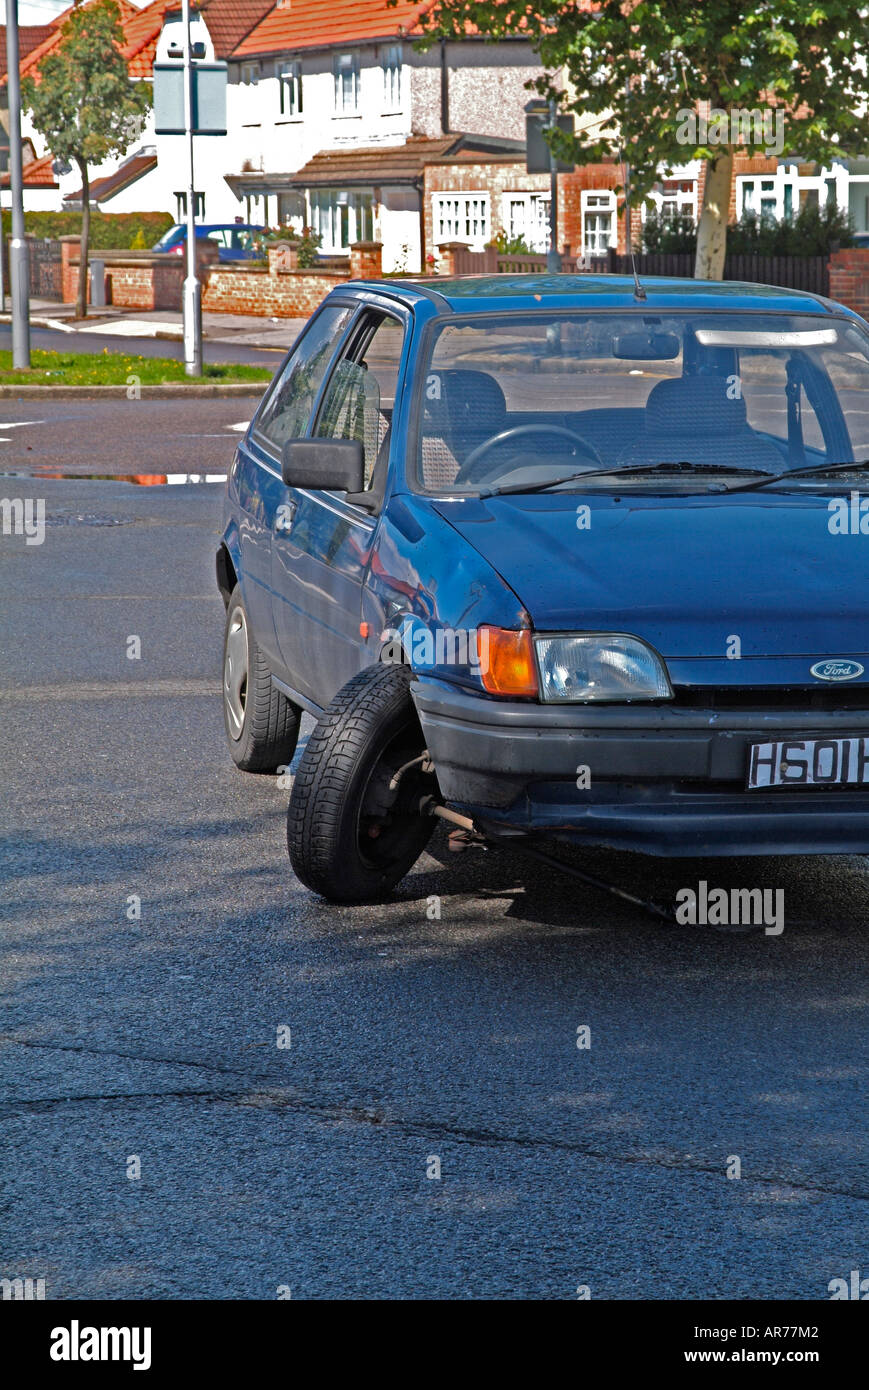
[431, 490, 869, 664]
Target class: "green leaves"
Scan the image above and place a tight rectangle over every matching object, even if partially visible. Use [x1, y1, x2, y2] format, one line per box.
[23, 0, 150, 168]
[424, 0, 868, 198]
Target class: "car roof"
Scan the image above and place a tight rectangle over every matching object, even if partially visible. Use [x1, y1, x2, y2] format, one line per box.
[346, 273, 850, 317]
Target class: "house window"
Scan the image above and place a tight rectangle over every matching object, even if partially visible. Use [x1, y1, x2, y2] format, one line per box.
[760, 179, 776, 218]
[382, 44, 402, 111]
[660, 179, 697, 222]
[504, 192, 550, 252]
[310, 188, 374, 254]
[741, 178, 777, 219]
[175, 191, 205, 219]
[432, 193, 490, 250]
[580, 190, 616, 256]
[240, 62, 259, 85]
[333, 53, 359, 114]
[278, 60, 302, 117]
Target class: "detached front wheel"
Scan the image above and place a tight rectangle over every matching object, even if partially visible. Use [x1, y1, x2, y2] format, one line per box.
[287, 665, 437, 902]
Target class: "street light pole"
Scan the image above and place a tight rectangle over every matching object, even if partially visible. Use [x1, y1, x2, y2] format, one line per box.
[181, 0, 201, 376]
[547, 97, 562, 274]
[6, 0, 30, 367]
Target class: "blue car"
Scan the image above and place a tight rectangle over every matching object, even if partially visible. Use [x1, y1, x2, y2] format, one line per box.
[153, 222, 267, 262]
[218, 273, 869, 902]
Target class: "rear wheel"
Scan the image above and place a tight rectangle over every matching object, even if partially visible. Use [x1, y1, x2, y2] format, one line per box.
[287, 664, 437, 902]
[222, 585, 301, 773]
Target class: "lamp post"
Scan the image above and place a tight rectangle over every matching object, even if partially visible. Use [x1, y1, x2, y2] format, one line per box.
[6, 0, 30, 367]
[181, 0, 202, 376]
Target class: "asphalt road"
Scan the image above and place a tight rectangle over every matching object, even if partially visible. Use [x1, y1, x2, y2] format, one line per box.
[1, 399, 867, 1300]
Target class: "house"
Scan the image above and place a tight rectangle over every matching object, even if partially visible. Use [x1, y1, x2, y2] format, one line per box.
[218, 0, 546, 270]
[7, 0, 868, 265]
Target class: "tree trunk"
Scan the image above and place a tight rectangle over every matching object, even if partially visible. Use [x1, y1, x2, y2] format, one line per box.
[76, 156, 90, 319]
[694, 151, 732, 281]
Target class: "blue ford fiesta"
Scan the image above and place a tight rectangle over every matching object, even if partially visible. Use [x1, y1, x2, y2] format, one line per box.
[218, 273, 869, 902]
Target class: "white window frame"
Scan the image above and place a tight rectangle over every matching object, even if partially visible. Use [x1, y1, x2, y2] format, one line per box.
[739, 174, 782, 221]
[502, 191, 550, 252]
[660, 178, 697, 223]
[432, 192, 490, 250]
[580, 189, 616, 257]
[333, 52, 360, 115]
[277, 59, 302, 118]
[382, 43, 402, 112]
[309, 188, 375, 254]
[240, 61, 259, 86]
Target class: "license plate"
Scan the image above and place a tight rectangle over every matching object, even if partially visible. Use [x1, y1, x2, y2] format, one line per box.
[747, 737, 869, 789]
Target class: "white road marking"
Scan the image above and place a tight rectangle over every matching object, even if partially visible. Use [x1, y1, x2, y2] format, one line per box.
[78, 320, 182, 337]
[228, 421, 250, 432]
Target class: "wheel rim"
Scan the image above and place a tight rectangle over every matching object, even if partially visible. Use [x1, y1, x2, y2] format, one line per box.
[355, 724, 436, 872]
[224, 608, 249, 740]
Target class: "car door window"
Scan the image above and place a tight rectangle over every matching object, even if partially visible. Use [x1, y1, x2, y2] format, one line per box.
[314, 312, 404, 490]
[256, 304, 355, 449]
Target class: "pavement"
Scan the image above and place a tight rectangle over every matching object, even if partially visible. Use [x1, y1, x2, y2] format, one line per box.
[1, 399, 868, 1300]
[1, 299, 308, 357]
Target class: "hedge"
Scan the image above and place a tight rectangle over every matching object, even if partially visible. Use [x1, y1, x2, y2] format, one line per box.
[0, 210, 175, 250]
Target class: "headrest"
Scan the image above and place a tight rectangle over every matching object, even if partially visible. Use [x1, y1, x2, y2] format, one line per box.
[645, 375, 748, 433]
[423, 369, 507, 438]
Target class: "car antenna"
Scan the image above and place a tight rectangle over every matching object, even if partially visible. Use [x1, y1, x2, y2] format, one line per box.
[620, 147, 646, 301]
[619, 79, 645, 302]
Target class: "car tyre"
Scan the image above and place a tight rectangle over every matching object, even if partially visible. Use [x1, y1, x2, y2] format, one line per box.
[287, 664, 437, 902]
[223, 585, 301, 773]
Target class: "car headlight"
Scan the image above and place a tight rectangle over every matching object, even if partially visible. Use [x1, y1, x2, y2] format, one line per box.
[534, 633, 673, 702]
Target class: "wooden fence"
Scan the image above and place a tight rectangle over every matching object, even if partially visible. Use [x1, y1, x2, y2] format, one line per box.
[448, 244, 830, 296]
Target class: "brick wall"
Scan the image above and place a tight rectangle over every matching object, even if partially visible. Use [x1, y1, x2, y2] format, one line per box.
[60, 240, 186, 311]
[201, 265, 347, 317]
[57, 241, 383, 318]
[830, 249, 869, 321]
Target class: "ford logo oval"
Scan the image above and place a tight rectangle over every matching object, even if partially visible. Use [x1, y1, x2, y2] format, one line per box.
[810, 659, 865, 682]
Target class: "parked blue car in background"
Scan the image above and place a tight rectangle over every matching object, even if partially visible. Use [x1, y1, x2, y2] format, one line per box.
[153, 222, 267, 262]
[217, 273, 869, 902]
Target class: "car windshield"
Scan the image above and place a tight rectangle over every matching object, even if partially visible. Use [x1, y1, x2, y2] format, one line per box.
[153, 226, 184, 250]
[414, 310, 869, 494]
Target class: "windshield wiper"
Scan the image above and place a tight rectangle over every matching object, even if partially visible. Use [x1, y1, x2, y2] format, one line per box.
[725, 458, 869, 493]
[479, 460, 768, 498]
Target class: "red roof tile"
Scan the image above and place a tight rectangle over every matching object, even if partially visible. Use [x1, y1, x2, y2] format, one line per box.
[232, 0, 434, 60]
[0, 152, 58, 188]
[193, 0, 277, 60]
[15, 0, 174, 84]
[0, 24, 57, 81]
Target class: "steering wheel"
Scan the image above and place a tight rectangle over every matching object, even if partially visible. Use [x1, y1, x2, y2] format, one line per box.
[455, 424, 603, 485]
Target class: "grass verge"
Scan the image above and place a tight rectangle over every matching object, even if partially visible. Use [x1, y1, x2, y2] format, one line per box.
[0, 348, 272, 386]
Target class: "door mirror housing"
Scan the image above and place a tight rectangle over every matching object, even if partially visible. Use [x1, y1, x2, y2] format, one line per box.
[281, 438, 365, 492]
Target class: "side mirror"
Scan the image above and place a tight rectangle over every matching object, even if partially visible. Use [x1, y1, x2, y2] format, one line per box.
[281, 438, 364, 492]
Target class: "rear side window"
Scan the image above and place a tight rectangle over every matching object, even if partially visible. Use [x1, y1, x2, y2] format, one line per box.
[256, 304, 354, 448]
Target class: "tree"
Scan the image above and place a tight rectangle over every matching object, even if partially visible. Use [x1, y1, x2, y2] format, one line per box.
[22, 0, 150, 316]
[422, 2, 868, 279]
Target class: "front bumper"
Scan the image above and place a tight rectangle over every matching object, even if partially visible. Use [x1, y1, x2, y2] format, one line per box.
[412, 677, 869, 856]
